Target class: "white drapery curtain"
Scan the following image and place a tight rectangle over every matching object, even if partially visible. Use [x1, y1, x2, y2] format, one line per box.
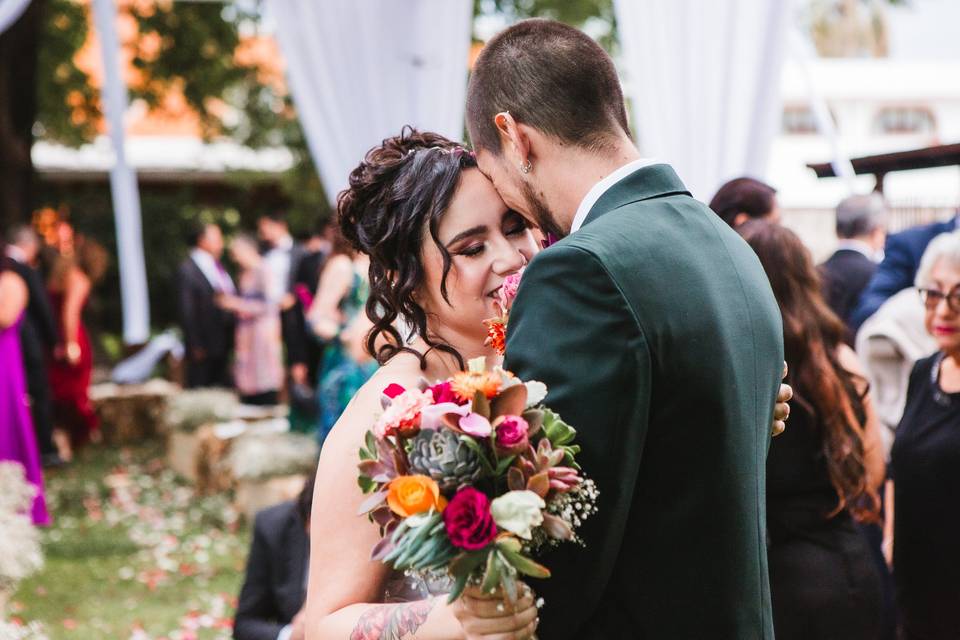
[91, 0, 149, 344]
[0, 0, 32, 34]
[613, 0, 792, 202]
[270, 0, 473, 205]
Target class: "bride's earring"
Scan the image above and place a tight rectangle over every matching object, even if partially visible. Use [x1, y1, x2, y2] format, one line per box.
[520, 159, 532, 174]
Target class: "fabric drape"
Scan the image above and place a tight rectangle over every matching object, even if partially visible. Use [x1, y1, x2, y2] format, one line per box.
[614, 0, 792, 201]
[270, 0, 473, 205]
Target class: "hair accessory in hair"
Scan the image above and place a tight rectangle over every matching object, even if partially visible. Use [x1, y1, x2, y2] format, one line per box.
[405, 145, 474, 160]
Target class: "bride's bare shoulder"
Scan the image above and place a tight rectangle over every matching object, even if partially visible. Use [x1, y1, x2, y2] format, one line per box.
[318, 356, 427, 454]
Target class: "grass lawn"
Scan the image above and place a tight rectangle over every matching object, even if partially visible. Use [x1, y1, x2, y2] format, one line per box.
[11, 440, 250, 640]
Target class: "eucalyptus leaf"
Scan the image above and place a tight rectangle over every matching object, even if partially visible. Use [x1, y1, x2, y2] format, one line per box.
[448, 572, 470, 603]
[500, 546, 551, 579]
[481, 548, 503, 594]
[494, 455, 517, 476]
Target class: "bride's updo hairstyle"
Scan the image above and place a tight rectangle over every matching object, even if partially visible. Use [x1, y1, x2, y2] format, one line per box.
[338, 126, 476, 370]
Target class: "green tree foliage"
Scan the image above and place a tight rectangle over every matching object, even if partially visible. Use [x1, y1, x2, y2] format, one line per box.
[474, 0, 617, 51]
[35, 0, 100, 146]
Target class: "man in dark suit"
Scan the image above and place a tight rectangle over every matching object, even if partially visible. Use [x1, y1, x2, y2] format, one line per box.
[177, 223, 235, 388]
[820, 193, 887, 336]
[5, 225, 62, 466]
[850, 213, 959, 333]
[467, 20, 785, 639]
[258, 212, 310, 389]
[234, 475, 312, 640]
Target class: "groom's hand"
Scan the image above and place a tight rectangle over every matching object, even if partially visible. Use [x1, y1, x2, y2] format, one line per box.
[773, 362, 792, 437]
[454, 585, 539, 639]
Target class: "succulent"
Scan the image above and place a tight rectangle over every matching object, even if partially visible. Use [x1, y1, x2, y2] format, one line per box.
[408, 428, 482, 492]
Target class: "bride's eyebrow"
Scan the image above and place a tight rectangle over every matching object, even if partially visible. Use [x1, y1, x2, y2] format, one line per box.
[444, 225, 487, 248]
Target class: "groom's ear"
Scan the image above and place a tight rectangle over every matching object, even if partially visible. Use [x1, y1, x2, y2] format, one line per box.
[493, 111, 531, 165]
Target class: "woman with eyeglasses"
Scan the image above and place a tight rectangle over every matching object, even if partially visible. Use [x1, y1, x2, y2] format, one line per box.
[885, 230, 960, 640]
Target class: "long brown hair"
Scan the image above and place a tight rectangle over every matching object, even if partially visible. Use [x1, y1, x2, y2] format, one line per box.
[739, 221, 880, 523]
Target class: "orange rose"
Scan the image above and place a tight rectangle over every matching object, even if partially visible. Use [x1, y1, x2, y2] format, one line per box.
[387, 475, 447, 518]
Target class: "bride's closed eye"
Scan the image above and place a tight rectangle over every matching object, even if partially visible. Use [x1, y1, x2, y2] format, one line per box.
[503, 210, 529, 236]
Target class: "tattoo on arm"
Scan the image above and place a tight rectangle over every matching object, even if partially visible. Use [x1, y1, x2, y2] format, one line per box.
[349, 599, 437, 640]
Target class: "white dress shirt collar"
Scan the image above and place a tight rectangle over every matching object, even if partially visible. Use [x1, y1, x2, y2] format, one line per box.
[836, 239, 882, 263]
[570, 158, 658, 234]
[190, 248, 231, 292]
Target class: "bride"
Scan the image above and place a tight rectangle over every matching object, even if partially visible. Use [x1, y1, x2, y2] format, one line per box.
[304, 129, 540, 639]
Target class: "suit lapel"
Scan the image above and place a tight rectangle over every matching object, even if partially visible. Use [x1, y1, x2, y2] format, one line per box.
[582, 163, 691, 229]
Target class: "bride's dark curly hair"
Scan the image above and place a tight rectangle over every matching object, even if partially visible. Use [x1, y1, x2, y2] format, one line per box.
[338, 126, 476, 370]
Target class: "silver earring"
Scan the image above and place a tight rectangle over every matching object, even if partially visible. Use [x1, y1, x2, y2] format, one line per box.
[520, 160, 532, 174]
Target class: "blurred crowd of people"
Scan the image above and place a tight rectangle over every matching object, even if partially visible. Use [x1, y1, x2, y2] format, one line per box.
[711, 175, 960, 640]
[176, 211, 376, 443]
[1, 221, 108, 527]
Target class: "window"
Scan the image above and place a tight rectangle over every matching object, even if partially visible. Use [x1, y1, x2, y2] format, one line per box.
[783, 106, 818, 134]
[873, 107, 936, 134]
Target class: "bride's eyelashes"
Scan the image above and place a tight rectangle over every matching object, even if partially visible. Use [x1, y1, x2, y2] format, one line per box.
[458, 243, 486, 258]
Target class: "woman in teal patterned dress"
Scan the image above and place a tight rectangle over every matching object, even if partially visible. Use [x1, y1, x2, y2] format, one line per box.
[307, 241, 377, 445]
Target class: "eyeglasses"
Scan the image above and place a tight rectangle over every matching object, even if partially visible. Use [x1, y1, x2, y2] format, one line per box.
[918, 286, 960, 313]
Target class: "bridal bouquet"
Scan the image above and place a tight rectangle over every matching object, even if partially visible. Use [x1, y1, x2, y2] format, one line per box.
[356, 358, 597, 602]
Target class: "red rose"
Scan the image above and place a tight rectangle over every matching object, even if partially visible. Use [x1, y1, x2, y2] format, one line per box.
[443, 487, 497, 551]
[494, 415, 529, 455]
[430, 381, 467, 405]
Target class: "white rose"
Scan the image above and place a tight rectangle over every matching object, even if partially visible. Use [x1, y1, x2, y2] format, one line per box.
[490, 490, 546, 539]
[524, 381, 547, 408]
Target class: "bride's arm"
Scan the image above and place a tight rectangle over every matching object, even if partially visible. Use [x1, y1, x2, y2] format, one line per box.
[303, 375, 536, 640]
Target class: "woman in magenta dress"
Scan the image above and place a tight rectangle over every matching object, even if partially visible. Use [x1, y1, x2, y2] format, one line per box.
[45, 223, 107, 457]
[0, 241, 50, 526]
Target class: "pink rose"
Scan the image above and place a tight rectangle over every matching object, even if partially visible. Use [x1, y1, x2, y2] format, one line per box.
[429, 381, 466, 405]
[498, 270, 523, 309]
[494, 415, 529, 455]
[443, 487, 497, 550]
[374, 389, 434, 439]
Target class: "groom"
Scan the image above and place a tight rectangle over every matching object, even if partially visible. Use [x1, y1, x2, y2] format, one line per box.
[466, 20, 784, 639]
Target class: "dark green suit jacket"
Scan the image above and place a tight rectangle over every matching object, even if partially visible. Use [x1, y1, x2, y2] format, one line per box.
[503, 164, 784, 639]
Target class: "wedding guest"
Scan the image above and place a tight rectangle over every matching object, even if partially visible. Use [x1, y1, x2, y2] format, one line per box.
[709, 176, 781, 228]
[258, 212, 309, 388]
[851, 212, 959, 333]
[820, 193, 888, 335]
[295, 218, 335, 312]
[739, 221, 885, 640]
[306, 233, 376, 444]
[218, 234, 284, 406]
[46, 223, 107, 456]
[5, 226, 61, 467]
[177, 223, 236, 389]
[234, 472, 314, 640]
[297, 218, 335, 385]
[887, 230, 960, 639]
[0, 238, 50, 526]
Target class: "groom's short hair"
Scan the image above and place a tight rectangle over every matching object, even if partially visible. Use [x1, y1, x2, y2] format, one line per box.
[466, 19, 631, 155]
